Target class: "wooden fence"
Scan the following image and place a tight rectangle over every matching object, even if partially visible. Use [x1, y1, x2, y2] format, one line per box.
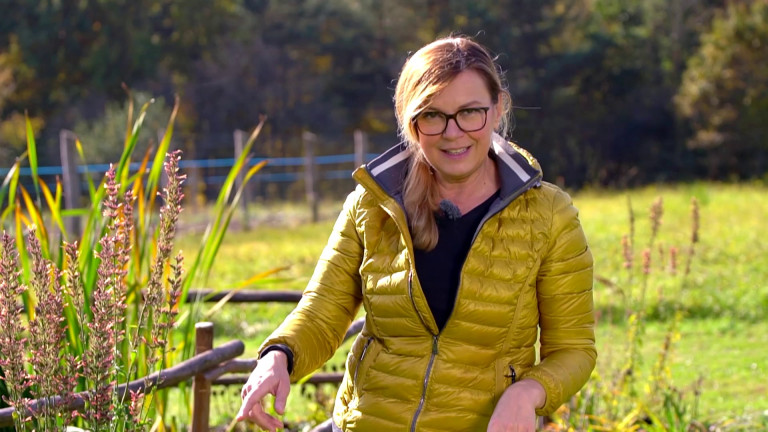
[0, 289, 363, 431]
[54, 128, 372, 235]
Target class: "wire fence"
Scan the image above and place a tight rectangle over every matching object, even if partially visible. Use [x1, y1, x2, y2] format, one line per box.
[0, 153, 379, 183]
[0, 129, 389, 233]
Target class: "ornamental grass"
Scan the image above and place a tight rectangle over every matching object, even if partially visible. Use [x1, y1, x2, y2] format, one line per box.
[0, 95, 267, 430]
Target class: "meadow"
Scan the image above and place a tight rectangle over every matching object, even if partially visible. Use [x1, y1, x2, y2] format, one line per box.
[173, 182, 768, 429]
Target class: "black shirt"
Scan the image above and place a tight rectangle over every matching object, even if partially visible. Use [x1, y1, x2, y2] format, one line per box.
[414, 190, 500, 331]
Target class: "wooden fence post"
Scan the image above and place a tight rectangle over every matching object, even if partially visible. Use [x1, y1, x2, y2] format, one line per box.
[302, 131, 319, 223]
[59, 129, 81, 239]
[233, 129, 251, 231]
[354, 129, 367, 169]
[192, 322, 214, 432]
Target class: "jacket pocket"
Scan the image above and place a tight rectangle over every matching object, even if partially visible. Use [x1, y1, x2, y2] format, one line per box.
[351, 335, 383, 399]
[353, 336, 374, 389]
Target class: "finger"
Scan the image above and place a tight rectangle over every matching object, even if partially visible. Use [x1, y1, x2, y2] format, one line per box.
[237, 380, 274, 420]
[249, 405, 283, 431]
[273, 378, 290, 415]
[236, 390, 264, 422]
[237, 401, 282, 431]
[235, 399, 251, 422]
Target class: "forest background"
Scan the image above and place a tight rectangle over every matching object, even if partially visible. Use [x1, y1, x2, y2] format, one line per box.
[1, 0, 767, 191]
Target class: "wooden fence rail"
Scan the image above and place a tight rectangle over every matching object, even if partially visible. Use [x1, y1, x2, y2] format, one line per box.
[184, 289, 303, 303]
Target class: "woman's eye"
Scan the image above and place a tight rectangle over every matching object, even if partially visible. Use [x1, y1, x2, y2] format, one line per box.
[461, 108, 482, 115]
[421, 111, 442, 119]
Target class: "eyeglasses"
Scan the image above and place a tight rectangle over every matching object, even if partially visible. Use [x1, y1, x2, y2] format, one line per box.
[412, 107, 490, 136]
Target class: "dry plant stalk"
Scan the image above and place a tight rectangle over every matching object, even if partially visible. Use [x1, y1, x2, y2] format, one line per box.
[0, 233, 30, 431]
[129, 149, 186, 424]
[26, 230, 77, 427]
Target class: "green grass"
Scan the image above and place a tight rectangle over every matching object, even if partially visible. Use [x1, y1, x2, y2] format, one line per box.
[596, 319, 768, 421]
[174, 182, 768, 428]
[576, 182, 768, 322]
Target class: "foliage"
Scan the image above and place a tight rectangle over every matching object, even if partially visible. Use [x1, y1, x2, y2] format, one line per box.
[0, 112, 43, 168]
[675, 1, 768, 178]
[4, 0, 764, 187]
[72, 92, 172, 165]
[0, 153, 184, 431]
[0, 0, 240, 113]
[0, 95, 270, 427]
[0, 43, 44, 168]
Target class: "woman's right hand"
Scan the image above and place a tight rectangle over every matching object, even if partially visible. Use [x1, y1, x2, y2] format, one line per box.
[237, 350, 291, 431]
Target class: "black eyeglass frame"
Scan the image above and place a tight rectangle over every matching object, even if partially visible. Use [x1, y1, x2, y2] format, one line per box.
[411, 107, 491, 136]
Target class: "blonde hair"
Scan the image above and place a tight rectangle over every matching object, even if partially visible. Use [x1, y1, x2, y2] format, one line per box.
[394, 36, 512, 250]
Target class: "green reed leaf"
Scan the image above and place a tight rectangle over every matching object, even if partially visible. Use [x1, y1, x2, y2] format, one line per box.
[25, 113, 40, 203]
[116, 98, 153, 186]
[0, 159, 22, 222]
[146, 95, 179, 213]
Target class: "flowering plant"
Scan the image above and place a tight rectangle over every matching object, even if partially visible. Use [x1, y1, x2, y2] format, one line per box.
[0, 152, 184, 431]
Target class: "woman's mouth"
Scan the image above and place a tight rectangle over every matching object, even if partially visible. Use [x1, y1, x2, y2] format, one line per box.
[442, 146, 470, 156]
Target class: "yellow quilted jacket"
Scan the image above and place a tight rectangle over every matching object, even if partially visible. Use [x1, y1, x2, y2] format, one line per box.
[260, 138, 596, 431]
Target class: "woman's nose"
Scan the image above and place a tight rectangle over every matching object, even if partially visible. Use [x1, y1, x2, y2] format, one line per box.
[442, 117, 464, 138]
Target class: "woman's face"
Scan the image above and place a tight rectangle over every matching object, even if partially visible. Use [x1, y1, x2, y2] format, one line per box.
[415, 69, 502, 186]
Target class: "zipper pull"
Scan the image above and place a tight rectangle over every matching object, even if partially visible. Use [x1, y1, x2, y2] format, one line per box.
[504, 365, 517, 384]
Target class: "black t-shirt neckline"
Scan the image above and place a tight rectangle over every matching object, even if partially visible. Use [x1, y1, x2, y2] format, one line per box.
[414, 189, 500, 331]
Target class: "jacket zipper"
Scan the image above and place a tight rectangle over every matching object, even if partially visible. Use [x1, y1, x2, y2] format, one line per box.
[407, 270, 440, 432]
[407, 271, 433, 332]
[353, 336, 374, 388]
[410, 335, 438, 432]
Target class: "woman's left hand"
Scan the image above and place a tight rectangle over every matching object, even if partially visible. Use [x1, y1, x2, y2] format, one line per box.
[487, 379, 546, 432]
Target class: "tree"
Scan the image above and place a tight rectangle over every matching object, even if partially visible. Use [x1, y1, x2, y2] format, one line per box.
[0, 41, 44, 167]
[72, 92, 171, 164]
[676, 0, 768, 178]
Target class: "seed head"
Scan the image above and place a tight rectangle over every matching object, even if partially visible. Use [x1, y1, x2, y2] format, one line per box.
[642, 248, 652, 275]
[669, 247, 679, 275]
[622, 234, 633, 270]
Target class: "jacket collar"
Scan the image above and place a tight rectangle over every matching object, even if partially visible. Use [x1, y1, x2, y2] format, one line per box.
[355, 133, 542, 206]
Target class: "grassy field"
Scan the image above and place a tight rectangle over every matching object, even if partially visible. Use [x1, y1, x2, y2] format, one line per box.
[173, 182, 768, 428]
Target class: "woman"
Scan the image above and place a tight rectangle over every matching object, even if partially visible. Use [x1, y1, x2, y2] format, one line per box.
[238, 36, 596, 432]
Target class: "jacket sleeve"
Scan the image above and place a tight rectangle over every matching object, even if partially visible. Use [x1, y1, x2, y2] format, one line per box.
[258, 190, 364, 381]
[522, 188, 596, 416]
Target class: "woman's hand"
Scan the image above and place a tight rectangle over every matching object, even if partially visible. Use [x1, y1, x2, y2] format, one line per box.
[237, 351, 291, 432]
[487, 379, 546, 432]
